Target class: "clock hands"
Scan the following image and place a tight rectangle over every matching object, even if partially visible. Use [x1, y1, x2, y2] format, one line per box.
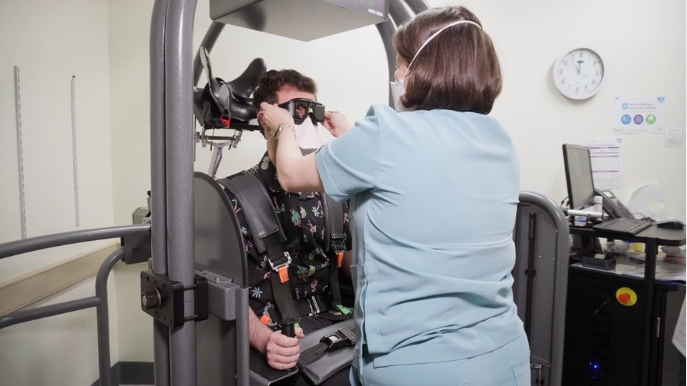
[577, 60, 587, 77]
[569, 55, 579, 71]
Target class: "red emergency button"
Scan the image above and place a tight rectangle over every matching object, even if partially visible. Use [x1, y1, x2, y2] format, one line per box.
[616, 287, 637, 306]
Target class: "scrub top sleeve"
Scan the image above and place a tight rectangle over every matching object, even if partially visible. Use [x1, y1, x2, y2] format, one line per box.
[315, 106, 382, 202]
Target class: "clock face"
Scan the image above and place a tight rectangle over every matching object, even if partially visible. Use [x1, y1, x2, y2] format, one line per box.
[553, 48, 604, 100]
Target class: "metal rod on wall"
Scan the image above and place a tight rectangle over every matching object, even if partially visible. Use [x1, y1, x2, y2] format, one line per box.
[70, 75, 81, 227]
[13, 66, 27, 239]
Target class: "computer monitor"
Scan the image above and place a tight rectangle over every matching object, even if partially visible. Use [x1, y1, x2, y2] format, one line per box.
[562, 144, 596, 210]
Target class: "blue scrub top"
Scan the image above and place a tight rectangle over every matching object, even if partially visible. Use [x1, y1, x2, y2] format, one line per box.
[315, 104, 524, 369]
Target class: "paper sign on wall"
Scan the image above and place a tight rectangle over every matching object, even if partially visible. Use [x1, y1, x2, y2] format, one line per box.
[586, 137, 622, 190]
[665, 127, 683, 147]
[613, 97, 666, 134]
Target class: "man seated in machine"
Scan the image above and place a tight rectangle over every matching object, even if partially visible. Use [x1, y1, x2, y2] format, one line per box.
[220, 69, 353, 385]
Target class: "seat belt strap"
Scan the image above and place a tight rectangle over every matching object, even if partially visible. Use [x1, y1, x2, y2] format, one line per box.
[218, 173, 300, 324]
[299, 327, 358, 367]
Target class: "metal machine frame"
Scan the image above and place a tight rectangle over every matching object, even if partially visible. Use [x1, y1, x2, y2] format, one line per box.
[0, 2, 573, 386]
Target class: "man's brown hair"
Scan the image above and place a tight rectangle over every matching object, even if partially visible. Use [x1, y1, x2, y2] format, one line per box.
[252, 69, 318, 110]
[393, 6, 502, 114]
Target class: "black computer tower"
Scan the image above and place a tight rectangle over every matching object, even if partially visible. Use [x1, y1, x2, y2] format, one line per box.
[563, 266, 685, 386]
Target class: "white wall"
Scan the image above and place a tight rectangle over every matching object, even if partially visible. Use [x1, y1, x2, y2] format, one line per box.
[0, 0, 115, 281]
[452, 0, 686, 219]
[107, 0, 685, 361]
[0, 0, 118, 384]
[0, 276, 120, 386]
[114, 262, 154, 361]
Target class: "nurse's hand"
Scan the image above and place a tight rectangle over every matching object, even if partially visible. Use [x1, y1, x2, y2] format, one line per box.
[264, 327, 306, 370]
[260, 102, 295, 139]
[323, 111, 352, 138]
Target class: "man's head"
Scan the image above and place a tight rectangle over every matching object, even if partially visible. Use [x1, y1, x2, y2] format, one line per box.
[253, 70, 318, 136]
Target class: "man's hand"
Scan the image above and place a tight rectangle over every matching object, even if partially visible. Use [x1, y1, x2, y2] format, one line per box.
[323, 111, 352, 138]
[264, 327, 306, 370]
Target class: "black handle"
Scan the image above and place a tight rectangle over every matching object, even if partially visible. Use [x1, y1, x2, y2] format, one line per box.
[281, 318, 296, 338]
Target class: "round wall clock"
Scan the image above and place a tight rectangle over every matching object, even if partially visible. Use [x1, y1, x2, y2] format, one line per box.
[553, 47, 605, 100]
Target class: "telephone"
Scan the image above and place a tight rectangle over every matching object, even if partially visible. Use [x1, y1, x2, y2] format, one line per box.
[596, 189, 635, 219]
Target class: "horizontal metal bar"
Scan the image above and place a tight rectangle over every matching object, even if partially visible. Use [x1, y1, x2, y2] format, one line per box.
[0, 225, 150, 260]
[0, 296, 101, 329]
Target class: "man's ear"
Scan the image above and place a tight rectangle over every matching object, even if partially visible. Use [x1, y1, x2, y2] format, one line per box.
[256, 110, 267, 138]
[257, 110, 265, 128]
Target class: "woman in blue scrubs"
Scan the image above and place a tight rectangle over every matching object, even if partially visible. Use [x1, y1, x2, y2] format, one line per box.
[259, 6, 530, 386]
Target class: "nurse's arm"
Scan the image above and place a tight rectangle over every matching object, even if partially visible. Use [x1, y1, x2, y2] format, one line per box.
[274, 124, 325, 192]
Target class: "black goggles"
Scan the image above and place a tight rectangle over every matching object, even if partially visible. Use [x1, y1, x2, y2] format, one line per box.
[277, 98, 325, 125]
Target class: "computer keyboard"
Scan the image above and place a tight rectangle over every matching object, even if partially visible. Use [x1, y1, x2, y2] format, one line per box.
[592, 218, 652, 236]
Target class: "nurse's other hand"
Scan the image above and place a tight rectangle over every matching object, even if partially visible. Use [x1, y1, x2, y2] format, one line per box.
[264, 328, 305, 370]
[323, 111, 352, 138]
[260, 102, 295, 138]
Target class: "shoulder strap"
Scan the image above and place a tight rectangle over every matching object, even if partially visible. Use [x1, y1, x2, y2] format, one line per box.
[217, 171, 300, 324]
[322, 195, 349, 314]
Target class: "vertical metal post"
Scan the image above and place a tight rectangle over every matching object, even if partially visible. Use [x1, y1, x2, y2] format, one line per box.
[95, 248, 125, 386]
[235, 289, 250, 386]
[524, 213, 537, 338]
[193, 21, 225, 86]
[165, 0, 198, 385]
[375, 20, 398, 107]
[639, 237, 658, 386]
[402, 0, 430, 15]
[150, 0, 171, 384]
[390, 0, 412, 25]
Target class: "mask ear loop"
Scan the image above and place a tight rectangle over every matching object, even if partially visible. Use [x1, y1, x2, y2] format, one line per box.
[403, 20, 482, 79]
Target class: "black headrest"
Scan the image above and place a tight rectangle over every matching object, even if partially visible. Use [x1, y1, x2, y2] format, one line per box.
[193, 58, 266, 128]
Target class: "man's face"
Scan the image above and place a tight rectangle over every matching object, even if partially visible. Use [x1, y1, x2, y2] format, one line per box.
[259, 86, 316, 136]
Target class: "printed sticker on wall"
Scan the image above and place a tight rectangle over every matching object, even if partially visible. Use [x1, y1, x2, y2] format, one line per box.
[613, 96, 666, 134]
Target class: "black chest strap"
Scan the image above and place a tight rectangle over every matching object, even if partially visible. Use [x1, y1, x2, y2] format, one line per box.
[218, 172, 300, 324]
[219, 171, 349, 322]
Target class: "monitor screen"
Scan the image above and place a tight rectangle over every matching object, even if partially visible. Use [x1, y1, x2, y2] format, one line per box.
[562, 144, 596, 210]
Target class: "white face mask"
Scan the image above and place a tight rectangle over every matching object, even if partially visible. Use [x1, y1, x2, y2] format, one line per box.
[293, 117, 324, 152]
[389, 20, 482, 112]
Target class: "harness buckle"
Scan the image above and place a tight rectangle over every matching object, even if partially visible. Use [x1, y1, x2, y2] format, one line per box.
[268, 252, 292, 272]
[320, 327, 357, 352]
[331, 239, 346, 254]
[331, 239, 346, 267]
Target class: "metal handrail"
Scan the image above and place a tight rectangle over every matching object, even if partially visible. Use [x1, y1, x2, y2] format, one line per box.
[0, 247, 125, 386]
[0, 225, 149, 260]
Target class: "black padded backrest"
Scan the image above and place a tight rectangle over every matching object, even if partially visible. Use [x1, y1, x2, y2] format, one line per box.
[217, 172, 286, 254]
[193, 172, 248, 287]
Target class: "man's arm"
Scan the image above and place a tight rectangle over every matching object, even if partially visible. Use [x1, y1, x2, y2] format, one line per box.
[249, 308, 273, 354]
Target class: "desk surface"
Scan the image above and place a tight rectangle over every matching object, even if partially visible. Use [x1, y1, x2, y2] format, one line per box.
[570, 254, 686, 287]
[570, 224, 686, 246]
